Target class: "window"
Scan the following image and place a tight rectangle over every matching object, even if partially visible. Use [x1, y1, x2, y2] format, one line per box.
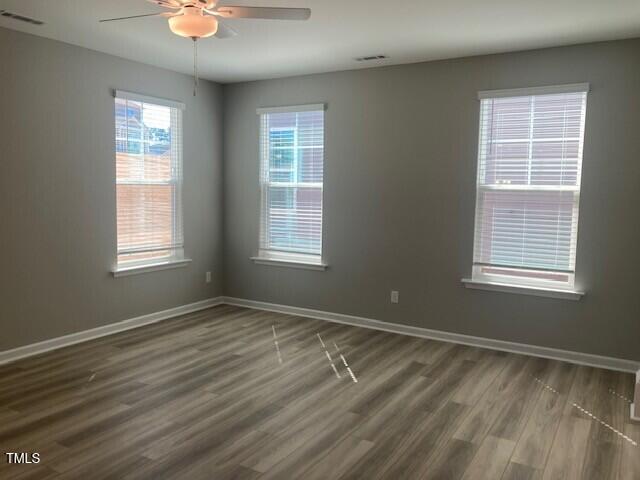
[256, 105, 325, 266]
[470, 84, 588, 292]
[114, 91, 186, 272]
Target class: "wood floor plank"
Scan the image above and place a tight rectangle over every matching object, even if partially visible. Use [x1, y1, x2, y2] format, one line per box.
[301, 434, 374, 480]
[176, 463, 261, 480]
[489, 357, 551, 441]
[618, 422, 640, 480]
[579, 421, 622, 480]
[2, 465, 61, 480]
[422, 437, 477, 480]
[0, 443, 67, 480]
[258, 412, 363, 480]
[352, 375, 434, 442]
[206, 429, 274, 472]
[541, 414, 592, 480]
[421, 359, 477, 412]
[125, 402, 284, 480]
[349, 360, 427, 416]
[451, 350, 508, 406]
[50, 419, 175, 473]
[0, 407, 21, 422]
[461, 435, 516, 480]
[343, 401, 469, 480]
[0, 305, 635, 480]
[137, 397, 282, 466]
[453, 355, 530, 444]
[576, 369, 629, 480]
[502, 462, 542, 480]
[510, 361, 577, 469]
[0, 400, 131, 447]
[241, 406, 359, 473]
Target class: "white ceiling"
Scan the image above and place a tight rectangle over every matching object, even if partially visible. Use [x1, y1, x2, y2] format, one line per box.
[2, 0, 640, 83]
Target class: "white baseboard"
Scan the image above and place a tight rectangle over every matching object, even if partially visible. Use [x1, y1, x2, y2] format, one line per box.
[0, 297, 223, 366]
[632, 371, 640, 422]
[222, 296, 640, 373]
[3, 295, 638, 374]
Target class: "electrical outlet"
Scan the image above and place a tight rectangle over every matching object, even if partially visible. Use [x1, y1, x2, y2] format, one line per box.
[390, 290, 399, 304]
[205, 271, 212, 283]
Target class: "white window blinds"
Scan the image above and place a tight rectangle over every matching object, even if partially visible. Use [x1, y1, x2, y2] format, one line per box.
[114, 91, 184, 267]
[472, 85, 588, 287]
[258, 105, 325, 260]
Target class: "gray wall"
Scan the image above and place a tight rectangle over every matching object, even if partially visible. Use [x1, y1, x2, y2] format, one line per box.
[0, 27, 224, 351]
[2, 27, 638, 362]
[223, 38, 640, 361]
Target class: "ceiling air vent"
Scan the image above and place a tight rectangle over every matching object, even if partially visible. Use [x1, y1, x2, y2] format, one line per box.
[0, 10, 45, 25]
[355, 55, 388, 62]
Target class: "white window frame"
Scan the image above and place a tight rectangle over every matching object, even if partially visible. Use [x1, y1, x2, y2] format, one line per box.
[463, 84, 588, 299]
[112, 90, 189, 277]
[253, 104, 327, 270]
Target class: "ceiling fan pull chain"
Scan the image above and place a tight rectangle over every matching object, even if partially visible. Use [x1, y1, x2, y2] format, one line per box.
[193, 37, 198, 96]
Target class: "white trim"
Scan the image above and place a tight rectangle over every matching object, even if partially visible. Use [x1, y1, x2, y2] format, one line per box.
[0, 297, 223, 366]
[478, 83, 590, 99]
[118, 245, 185, 255]
[2, 296, 637, 373]
[221, 297, 639, 373]
[112, 258, 192, 278]
[114, 89, 186, 110]
[633, 371, 640, 422]
[461, 278, 584, 300]
[250, 256, 328, 271]
[256, 103, 326, 115]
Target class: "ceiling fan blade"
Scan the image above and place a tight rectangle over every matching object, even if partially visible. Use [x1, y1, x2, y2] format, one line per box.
[146, 0, 182, 8]
[214, 21, 238, 39]
[99, 12, 166, 23]
[214, 6, 311, 21]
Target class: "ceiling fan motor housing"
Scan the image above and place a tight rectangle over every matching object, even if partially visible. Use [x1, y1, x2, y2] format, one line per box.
[168, 5, 218, 38]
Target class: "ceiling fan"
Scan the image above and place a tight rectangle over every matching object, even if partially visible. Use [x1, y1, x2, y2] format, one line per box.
[100, 0, 311, 94]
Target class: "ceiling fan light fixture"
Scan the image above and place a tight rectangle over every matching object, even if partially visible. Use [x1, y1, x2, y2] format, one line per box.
[168, 7, 218, 38]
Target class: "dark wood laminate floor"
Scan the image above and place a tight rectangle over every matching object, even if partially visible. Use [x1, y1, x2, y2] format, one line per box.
[0, 305, 638, 479]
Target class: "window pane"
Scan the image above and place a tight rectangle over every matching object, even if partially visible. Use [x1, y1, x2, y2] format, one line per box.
[479, 92, 585, 188]
[260, 108, 324, 256]
[473, 89, 586, 285]
[299, 147, 324, 183]
[270, 147, 294, 171]
[116, 101, 173, 182]
[532, 94, 584, 139]
[486, 96, 532, 141]
[118, 250, 171, 264]
[115, 96, 183, 265]
[269, 128, 295, 148]
[117, 184, 174, 253]
[481, 141, 530, 185]
[530, 140, 580, 186]
[267, 186, 322, 254]
[115, 99, 143, 155]
[474, 189, 576, 271]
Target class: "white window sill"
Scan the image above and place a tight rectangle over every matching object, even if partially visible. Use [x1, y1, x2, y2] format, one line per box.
[112, 258, 192, 278]
[461, 278, 584, 300]
[250, 256, 328, 271]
